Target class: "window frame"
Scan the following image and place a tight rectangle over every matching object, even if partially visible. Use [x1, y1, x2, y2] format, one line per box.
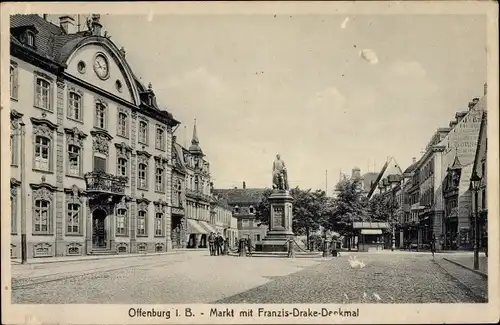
[155, 126, 166, 151]
[155, 212, 164, 237]
[67, 90, 83, 122]
[155, 166, 165, 193]
[26, 31, 35, 47]
[33, 199, 52, 235]
[66, 202, 81, 235]
[34, 76, 52, 111]
[33, 135, 52, 172]
[138, 162, 149, 190]
[93, 154, 107, 173]
[137, 210, 147, 236]
[117, 110, 129, 138]
[67, 144, 82, 177]
[117, 157, 128, 178]
[138, 120, 149, 145]
[116, 208, 128, 236]
[94, 99, 108, 129]
[10, 62, 19, 100]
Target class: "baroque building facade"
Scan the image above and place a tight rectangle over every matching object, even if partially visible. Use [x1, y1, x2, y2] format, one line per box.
[9, 14, 179, 258]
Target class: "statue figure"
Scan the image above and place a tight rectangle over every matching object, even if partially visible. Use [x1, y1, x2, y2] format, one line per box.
[272, 153, 289, 190]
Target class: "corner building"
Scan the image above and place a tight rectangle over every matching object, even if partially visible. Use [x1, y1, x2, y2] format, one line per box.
[9, 14, 179, 258]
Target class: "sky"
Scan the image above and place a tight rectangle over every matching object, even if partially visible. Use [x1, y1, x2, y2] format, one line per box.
[56, 14, 487, 191]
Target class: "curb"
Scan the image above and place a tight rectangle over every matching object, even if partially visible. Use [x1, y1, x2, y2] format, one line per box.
[10, 250, 192, 266]
[443, 257, 488, 279]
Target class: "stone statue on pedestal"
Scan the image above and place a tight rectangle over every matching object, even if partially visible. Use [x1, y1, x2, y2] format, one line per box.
[272, 153, 289, 190]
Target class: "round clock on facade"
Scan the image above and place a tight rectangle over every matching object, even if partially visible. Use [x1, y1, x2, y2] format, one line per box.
[93, 54, 109, 80]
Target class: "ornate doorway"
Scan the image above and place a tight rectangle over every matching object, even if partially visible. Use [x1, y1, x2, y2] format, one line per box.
[92, 209, 107, 249]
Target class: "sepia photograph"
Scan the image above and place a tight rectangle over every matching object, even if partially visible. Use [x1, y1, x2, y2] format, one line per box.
[1, 1, 498, 324]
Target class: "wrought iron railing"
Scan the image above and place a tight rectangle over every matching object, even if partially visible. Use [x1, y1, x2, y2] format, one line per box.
[84, 171, 128, 195]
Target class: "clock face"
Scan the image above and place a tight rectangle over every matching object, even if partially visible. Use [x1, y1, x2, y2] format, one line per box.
[93, 54, 109, 79]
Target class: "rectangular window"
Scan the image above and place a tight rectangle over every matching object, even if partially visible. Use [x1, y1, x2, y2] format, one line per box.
[138, 163, 148, 189]
[116, 208, 127, 235]
[35, 78, 51, 110]
[68, 92, 82, 121]
[155, 168, 164, 192]
[117, 112, 128, 138]
[67, 203, 80, 234]
[242, 219, 250, 228]
[255, 234, 261, 242]
[34, 136, 51, 171]
[10, 64, 18, 99]
[155, 213, 163, 236]
[34, 199, 50, 234]
[137, 211, 146, 236]
[68, 145, 81, 176]
[481, 189, 486, 210]
[93, 156, 107, 172]
[95, 102, 107, 129]
[139, 121, 148, 144]
[155, 127, 165, 150]
[117, 158, 128, 177]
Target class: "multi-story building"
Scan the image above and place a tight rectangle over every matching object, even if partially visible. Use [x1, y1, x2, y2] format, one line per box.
[367, 156, 404, 199]
[213, 182, 267, 246]
[9, 14, 179, 258]
[438, 95, 485, 250]
[170, 123, 216, 249]
[400, 157, 418, 246]
[471, 110, 487, 250]
[211, 194, 238, 247]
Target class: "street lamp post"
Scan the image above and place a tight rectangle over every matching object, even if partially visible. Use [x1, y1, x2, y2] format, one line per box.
[470, 171, 481, 270]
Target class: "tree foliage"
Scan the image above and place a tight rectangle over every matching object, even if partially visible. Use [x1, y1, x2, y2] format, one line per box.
[324, 177, 367, 235]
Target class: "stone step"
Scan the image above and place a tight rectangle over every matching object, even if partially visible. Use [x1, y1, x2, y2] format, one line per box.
[88, 250, 117, 255]
[229, 251, 323, 258]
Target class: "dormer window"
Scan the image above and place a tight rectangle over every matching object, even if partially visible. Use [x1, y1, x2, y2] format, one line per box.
[26, 31, 35, 47]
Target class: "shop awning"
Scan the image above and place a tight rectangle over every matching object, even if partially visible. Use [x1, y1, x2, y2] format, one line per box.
[361, 229, 383, 235]
[199, 221, 217, 234]
[186, 219, 207, 234]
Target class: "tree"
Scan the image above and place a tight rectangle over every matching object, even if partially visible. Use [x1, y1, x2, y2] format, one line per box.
[255, 188, 274, 226]
[325, 176, 367, 250]
[290, 188, 327, 249]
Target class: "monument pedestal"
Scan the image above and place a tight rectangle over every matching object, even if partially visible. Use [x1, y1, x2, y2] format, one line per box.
[261, 190, 295, 252]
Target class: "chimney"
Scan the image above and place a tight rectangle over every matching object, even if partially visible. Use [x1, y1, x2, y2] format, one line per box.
[59, 15, 75, 34]
[43, 14, 48, 21]
[412, 157, 416, 164]
[484, 82, 487, 95]
[243, 181, 246, 189]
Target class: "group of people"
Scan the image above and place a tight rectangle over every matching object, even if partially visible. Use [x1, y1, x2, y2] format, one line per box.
[208, 232, 229, 256]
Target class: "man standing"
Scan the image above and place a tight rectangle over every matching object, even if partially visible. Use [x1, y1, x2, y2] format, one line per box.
[430, 233, 437, 258]
[216, 233, 223, 256]
[208, 232, 215, 256]
[272, 153, 289, 190]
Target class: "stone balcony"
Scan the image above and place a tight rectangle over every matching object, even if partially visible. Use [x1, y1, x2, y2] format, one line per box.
[84, 171, 128, 196]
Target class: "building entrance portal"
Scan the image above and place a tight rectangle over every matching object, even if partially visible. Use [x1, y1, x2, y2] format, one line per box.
[92, 209, 107, 249]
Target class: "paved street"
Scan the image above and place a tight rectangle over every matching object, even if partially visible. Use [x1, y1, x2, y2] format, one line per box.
[10, 251, 487, 304]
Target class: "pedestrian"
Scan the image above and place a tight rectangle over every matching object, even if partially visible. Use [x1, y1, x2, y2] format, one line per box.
[430, 233, 437, 258]
[224, 237, 229, 255]
[208, 232, 215, 256]
[216, 233, 223, 256]
[246, 234, 253, 256]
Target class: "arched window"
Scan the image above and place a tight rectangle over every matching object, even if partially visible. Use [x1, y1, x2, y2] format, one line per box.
[138, 163, 148, 189]
[34, 199, 50, 233]
[67, 203, 81, 234]
[117, 158, 128, 177]
[116, 208, 127, 235]
[68, 144, 81, 176]
[68, 92, 82, 121]
[95, 102, 106, 128]
[137, 210, 147, 236]
[155, 212, 163, 236]
[34, 136, 51, 171]
[35, 78, 50, 110]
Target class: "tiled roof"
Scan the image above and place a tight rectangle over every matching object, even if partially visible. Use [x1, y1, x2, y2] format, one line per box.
[212, 188, 267, 205]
